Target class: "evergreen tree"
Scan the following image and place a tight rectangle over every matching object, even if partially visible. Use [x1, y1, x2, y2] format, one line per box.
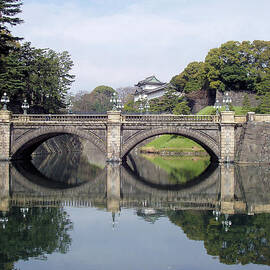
[124, 99, 137, 112]
[150, 87, 182, 113]
[241, 93, 252, 113]
[255, 72, 270, 96]
[71, 85, 115, 113]
[258, 92, 270, 114]
[0, 0, 23, 56]
[171, 61, 206, 93]
[173, 100, 191, 115]
[0, 42, 75, 113]
[171, 40, 270, 97]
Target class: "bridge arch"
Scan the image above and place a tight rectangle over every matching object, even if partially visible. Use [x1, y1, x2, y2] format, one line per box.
[11, 125, 106, 159]
[121, 126, 220, 161]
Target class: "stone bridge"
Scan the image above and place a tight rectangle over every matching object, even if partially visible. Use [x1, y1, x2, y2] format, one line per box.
[0, 110, 270, 163]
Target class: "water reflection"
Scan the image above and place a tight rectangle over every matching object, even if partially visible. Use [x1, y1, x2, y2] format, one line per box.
[169, 211, 270, 266]
[140, 154, 211, 184]
[124, 153, 218, 192]
[0, 152, 270, 269]
[31, 152, 105, 186]
[0, 154, 270, 215]
[0, 207, 72, 270]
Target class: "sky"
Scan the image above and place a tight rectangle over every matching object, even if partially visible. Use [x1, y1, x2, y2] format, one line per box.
[12, 0, 270, 93]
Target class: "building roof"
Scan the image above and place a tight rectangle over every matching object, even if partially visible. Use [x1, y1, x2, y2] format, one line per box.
[135, 75, 165, 87]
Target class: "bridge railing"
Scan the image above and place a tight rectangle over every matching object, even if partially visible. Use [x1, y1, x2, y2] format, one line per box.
[254, 114, 270, 122]
[12, 114, 108, 122]
[234, 115, 247, 123]
[122, 114, 220, 123]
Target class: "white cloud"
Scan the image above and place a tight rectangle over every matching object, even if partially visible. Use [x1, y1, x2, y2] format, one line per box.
[12, 0, 270, 92]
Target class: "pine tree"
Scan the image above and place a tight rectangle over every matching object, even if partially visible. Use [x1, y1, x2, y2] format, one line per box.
[242, 93, 252, 113]
[259, 93, 270, 114]
[173, 100, 191, 115]
[0, 0, 23, 55]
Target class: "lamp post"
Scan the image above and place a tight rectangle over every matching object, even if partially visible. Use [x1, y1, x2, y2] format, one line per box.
[223, 92, 232, 111]
[214, 99, 222, 115]
[1, 92, 10, 110]
[67, 103, 73, 114]
[138, 94, 149, 114]
[21, 99, 29, 115]
[145, 99, 150, 114]
[110, 92, 123, 111]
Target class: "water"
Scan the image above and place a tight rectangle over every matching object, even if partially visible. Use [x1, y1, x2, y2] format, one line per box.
[0, 151, 270, 270]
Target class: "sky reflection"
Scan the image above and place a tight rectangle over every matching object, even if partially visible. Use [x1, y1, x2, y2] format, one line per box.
[15, 207, 269, 270]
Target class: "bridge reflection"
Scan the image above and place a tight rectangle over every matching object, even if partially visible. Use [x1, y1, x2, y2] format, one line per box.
[1, 156, 270, 215]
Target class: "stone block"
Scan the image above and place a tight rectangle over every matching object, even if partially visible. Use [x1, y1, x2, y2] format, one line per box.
[221, 111, 235, 123]
[0, 110, 12, 122]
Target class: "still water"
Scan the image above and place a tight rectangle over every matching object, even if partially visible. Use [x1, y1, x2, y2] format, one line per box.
[0, 150, 270, 270]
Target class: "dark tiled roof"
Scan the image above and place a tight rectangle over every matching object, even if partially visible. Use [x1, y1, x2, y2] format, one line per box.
[135, 75, 165, 87]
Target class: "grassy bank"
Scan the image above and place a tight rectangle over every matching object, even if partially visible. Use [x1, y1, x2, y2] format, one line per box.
[140, 134, 206, 154]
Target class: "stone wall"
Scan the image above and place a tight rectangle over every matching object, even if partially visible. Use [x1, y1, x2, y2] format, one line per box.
[187, 89, 259, 113]
[235, 122, 270, 163]
[34, 134, 82, 155]
[33, 135, 106, 167]
[186, 89, 215, 113]
[216, 90, 259, 107]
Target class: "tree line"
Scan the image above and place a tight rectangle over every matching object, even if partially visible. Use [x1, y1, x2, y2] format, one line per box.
[170, 40, 270, 114]
[0, 0, 75, 113]
[118, 40, 270, 115]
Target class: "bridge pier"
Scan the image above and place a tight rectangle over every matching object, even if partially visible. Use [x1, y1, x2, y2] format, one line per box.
[106, 111, 122, 162]
[0, 161, 10, 212]
[0, 110, 12, 161]
[220, 111, 235, 163]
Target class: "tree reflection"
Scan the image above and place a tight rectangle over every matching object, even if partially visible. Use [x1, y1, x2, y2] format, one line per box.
[0, 207, 73, 268]
[168, 210, 270, 266]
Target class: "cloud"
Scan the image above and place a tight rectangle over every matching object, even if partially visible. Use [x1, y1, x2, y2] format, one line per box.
[12, 0, 270, 92]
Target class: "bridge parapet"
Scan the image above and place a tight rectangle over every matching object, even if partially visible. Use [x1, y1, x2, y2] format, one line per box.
[122, 114, 220, 123]
[9, 112, 270, 124]
[234, 115, 247, 123]
[254, 114, 270, 122]
[12, 114, 108, 123]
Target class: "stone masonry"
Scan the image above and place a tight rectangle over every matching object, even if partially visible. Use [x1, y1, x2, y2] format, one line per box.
[0, 111, 11, 161]
[220, 111, 235, 163]
[0, 109, 270, 163]
[107, 111, 122, 162]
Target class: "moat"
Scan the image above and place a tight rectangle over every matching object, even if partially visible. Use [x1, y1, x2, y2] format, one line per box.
[0, 149, 270, 270]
